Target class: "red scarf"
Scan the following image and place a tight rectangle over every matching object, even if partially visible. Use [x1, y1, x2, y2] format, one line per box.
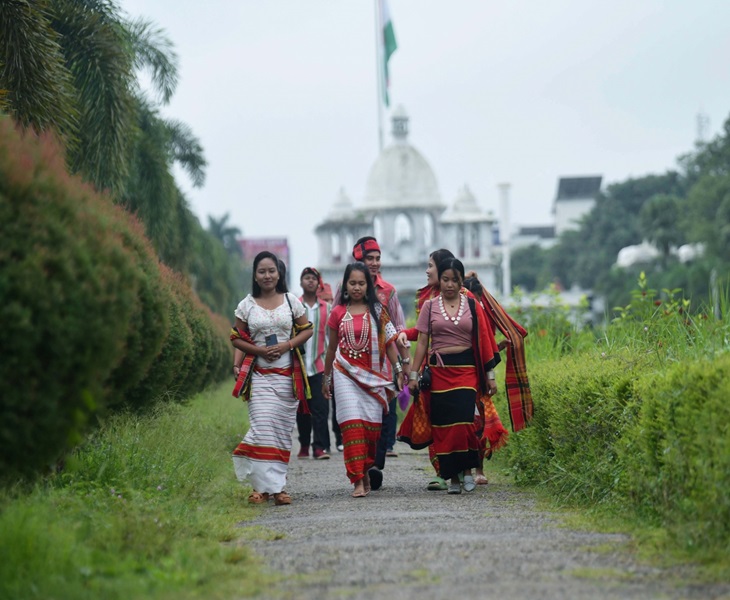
[230, 326, 311, 414]
[477, 290, 533, 432]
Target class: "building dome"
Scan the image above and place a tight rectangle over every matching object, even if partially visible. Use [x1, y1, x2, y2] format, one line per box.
[328, 186, 354, 220]
[363, 107, 443, 209]
[441, 184, 492, 223]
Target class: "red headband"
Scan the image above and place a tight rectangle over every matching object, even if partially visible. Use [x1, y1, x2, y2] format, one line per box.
[352, 239, 380, 261]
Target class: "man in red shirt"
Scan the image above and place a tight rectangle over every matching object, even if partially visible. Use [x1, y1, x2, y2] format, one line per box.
[350, 237, 411, 489]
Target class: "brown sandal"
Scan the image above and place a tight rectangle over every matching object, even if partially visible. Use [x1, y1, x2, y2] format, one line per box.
[273, 491, 292, 506]
[247, 491, 270, 504]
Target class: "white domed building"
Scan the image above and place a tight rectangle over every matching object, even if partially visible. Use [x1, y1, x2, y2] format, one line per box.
[315, 107, 499, 316]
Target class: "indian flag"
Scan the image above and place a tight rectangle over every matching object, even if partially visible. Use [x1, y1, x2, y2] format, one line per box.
[381, 0, 397, 106]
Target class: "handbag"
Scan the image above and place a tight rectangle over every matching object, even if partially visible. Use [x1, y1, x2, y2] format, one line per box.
[410, 391, 433, 447]
[232, 361, 254, 399]
[396, 388, 433, 449]
[419, 365, 432, 390]
[418, 301, 433, 390]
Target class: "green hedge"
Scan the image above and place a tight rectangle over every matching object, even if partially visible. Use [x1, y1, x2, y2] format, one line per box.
[620, 354, 730, 551]
[503, 354, 639, 502]
[0, 120, 231, 479]
[503, 349, 730, 554]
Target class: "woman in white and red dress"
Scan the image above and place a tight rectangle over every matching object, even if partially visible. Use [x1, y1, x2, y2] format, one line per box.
[322, 262, 404, 498]
[231, 251, 312, 506]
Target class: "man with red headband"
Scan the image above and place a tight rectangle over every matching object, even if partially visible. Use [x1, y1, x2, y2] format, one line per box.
[351, 236, 410, 489]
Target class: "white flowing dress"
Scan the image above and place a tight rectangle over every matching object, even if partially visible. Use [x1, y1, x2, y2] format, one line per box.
[232, 293, 305, 494]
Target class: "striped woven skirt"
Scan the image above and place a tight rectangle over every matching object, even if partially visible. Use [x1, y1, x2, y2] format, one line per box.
[430, 350, 480, 480]
[232, 365, 298, 494]
[333, 369, 385, 484]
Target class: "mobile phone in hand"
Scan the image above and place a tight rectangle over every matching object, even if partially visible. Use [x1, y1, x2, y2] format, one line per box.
[265, 334, 278, 347]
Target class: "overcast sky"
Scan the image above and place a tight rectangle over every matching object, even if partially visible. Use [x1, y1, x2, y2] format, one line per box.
[122, 0, 730, 285]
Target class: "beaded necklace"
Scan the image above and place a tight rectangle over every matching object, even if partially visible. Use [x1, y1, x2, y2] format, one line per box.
[341, 305, 370, 359]
[438, 293, 466, 325]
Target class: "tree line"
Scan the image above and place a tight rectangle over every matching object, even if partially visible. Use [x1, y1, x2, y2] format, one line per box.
[0, 0, 245, 315]
[0, 0, 245, 479]
[511, 119, 730, 311]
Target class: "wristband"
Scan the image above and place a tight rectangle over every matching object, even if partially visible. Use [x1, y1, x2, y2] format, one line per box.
[400, 356, 411, 365]
[487, 370, 496, 380]
[409, 371, 418, 381]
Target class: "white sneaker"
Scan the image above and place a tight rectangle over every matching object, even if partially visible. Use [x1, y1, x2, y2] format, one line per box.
[336, 444, 344, 452]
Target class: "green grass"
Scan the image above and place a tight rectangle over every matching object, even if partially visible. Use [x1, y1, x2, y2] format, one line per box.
[0, 383, 271, 600]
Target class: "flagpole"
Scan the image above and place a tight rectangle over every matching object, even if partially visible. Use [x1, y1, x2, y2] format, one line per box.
[374, 0, 384, 152]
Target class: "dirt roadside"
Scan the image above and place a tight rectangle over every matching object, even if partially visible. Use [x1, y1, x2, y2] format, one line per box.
[235, 442, 730, 600]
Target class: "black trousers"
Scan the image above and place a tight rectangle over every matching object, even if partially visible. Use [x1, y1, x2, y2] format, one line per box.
[296, 373, 331, 451]
[374, 396, 397, 470]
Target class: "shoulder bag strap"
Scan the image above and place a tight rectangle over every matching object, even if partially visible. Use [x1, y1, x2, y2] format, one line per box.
[284, 293, 295, 339]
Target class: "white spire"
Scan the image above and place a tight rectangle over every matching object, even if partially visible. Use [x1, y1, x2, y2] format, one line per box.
[391, 105, 409, 142]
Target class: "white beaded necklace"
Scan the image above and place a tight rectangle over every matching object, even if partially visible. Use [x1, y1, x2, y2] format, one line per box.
[342, 305, 370, 359]
[438, 293, 465, 325]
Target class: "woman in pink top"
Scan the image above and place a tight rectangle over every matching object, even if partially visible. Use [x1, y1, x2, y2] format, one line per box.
[406, 258, 501, 494]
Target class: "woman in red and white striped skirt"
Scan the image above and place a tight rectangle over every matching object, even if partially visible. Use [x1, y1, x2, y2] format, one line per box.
[322, 262, 404, 498]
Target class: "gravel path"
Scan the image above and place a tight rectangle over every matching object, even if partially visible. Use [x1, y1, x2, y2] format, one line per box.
[236, 441, 729, 600]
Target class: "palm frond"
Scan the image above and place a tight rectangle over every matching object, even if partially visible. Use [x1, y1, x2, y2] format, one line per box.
[165, 119, 206, 188]
[125, 17, 178, 105]
[52, 0, 138, 194]
[0, 0, 79, 144]
[122, 100, 177, 252]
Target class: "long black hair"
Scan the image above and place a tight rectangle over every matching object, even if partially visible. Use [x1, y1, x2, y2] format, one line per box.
[251, 251, 288, 297]
[337, 262, 381, 332]
[429, 248, 454, 268]
[463, 276, 482, 297]
[437, 257, 466, 282]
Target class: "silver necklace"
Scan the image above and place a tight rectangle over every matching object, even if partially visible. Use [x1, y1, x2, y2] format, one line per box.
[342, 305, 370, 359]
[438, 293, 465, 325]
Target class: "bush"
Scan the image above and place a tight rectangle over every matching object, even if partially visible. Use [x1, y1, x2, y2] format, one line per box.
[503, 353, 640, 504]
[103, 219, 170, 408]
[124, 268, 195, 407]
[0, 121, 139, 475]
[0, 121, 231, 479]
[620, 355, 730, 552]
[503, 310, 730, 557]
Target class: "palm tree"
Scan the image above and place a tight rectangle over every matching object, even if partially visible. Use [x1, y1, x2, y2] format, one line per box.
[208, 213, 243, 257]
[1, 0, 244, 315]
[0, 0, 79, 146]
[0, 0, 183, 194]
